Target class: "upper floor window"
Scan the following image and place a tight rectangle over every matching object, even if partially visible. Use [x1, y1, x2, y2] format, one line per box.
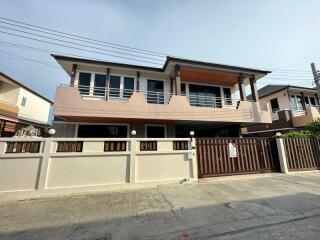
[290, 95, 303, 110]
[147, 80, 164, 104]
[109, 75, 121, 98]
[78, 72, 91, 95]
[21, 97, 27, 106]
[310, 97, 317, 106]
[223, 88, 232, 105]
[123, 77, 134, 98]
[305, 96, 317, 107]
[270, 98, 279, 112]
[94, 74, 106, 96]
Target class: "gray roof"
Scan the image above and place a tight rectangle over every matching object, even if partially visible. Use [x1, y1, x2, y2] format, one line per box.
[249, 84, 317, 99]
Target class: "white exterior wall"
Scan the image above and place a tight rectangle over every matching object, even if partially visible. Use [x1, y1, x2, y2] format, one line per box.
[0, 138, 197, 196]
[17, 87, 51, 124]
[260, 90, 291, 120]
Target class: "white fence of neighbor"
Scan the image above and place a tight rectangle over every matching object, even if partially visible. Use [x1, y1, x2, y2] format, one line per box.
[0, 138, 198, 194]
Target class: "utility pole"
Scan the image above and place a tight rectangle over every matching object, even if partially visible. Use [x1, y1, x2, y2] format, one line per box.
[311, 63, 320, 104]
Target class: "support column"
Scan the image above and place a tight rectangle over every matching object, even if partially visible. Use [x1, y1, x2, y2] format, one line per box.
[276, 138, 289, 174]
[105, 68, 110, 100]
[136, 71, 140, 91]
[170, 77, 174, 95]
[129, 139, 137, 184]
[37, 139, 52, 190]
[300, 92, 306, 110]
[70, 64, 77, 87]
[249, 75, 259, 102]
[315, 93, 320, 106]
[238, 73, 246, 101]
[175, 65, 181, 95]
[191, 138, 198, 180]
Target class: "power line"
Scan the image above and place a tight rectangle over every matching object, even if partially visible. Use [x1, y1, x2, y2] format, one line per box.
[0, 16, 167, 57]
[0, 25, 164, 62]
[0, 30, 163, 65]
[0, 49, 60, 69]
[0, 16, 316, 75]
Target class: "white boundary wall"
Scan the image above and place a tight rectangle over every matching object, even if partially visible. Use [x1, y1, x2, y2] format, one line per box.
[0, 138, 197, 195]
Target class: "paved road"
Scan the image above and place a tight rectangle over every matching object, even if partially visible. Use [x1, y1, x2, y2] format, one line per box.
[0, 172, 320, 240]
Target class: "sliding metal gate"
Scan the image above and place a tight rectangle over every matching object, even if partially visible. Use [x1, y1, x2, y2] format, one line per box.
[196, 138, 280, 177]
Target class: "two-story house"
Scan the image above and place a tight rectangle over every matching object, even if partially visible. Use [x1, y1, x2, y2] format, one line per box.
[244, 85, 320, 136]
[0, 72, 52, 137]
[52, 54, 272, 138]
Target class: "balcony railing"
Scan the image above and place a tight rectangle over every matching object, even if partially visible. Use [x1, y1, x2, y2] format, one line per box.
[73, 85, 241, 109]
[187, 94, 240, 108]
[291, 105, 320, 117]
[77, 85, 166, 104]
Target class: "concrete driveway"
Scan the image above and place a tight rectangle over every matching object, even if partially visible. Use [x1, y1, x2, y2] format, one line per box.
[0, 172, 320, 240]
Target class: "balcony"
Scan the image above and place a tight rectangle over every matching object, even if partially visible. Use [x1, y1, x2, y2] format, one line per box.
[291, 106, 320, 127]
[0, 100, 19, 118]
[54, 85, 271, 124]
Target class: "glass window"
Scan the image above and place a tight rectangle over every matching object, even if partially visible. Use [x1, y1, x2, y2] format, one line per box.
[290, 95, 297, 110]
[147, 80, 164, 104]
[304, 97, 310, 106]
[94, 74, 106, 96]
[310, 97, 316, 106]
[78, 72, 91, 95]
[270, 98, 279, 112]
[189, 84, 222, 108]
[109, 75, 121, 98]
[21, 97, 27, 106]
[181, 83, 186, 95]
[78, 125, 127, 138]
[123, 77, 134, 98]
[146, 125, 165, 138]
[296, 96, 303, 109]
[223, 88, 232, 105]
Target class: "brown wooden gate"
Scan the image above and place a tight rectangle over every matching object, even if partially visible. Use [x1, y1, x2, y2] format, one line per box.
[196, 138, 280, 177]
[283, 137, 320, 171]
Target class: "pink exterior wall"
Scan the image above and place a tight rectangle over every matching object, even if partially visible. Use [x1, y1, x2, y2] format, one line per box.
[54, 86, 271, 124]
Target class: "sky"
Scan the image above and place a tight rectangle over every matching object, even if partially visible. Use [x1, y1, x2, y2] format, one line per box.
[0, 0, 320, 102]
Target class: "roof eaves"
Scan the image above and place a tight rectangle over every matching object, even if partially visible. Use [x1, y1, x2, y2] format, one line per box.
[0, 72, 53, 104]
[164, 56, 271, 74]
[51, 54, 164, 72]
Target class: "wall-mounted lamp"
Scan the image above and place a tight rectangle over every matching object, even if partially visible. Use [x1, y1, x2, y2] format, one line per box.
[131, 130, 137, 137]
[190, 131, 195, 140]
[48, 128, 56, 136]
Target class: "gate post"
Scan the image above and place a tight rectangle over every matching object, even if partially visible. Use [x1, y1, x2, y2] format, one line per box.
[129, 139, 137, 184]
[37, 138, 52, 190]
[191, 138, 198, 180]
[276, 138, 289, 174]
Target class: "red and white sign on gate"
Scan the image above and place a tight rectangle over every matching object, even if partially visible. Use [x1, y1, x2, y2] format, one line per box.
[228, 143, 237, 158]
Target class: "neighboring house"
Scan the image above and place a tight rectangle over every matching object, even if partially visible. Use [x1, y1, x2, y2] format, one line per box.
[52, 54, 272, 138]
[0, 72, 53, 137]
[244, 85, 320, 136]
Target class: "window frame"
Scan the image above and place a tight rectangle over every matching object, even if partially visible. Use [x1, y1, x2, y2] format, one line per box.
[147, 79, 165, 104]
[270, 98, 280, 113]
[75, 70, 136, 99]
[21, 96, 27, 107]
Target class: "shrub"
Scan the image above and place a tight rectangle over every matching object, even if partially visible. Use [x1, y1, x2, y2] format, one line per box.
[275, 118, 320, 138]
[305, 118, 320, 136]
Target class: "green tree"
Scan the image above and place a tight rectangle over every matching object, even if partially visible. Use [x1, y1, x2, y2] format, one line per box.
[305, 118, 320, 136]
